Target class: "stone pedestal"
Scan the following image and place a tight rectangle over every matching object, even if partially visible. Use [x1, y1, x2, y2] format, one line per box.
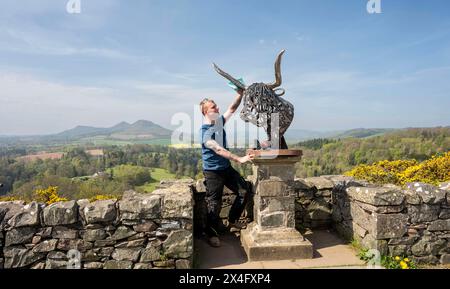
[241, 150, 313, 261]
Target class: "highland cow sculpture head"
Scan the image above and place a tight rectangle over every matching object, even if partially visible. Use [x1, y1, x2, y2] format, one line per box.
[213, 50, 294, 149]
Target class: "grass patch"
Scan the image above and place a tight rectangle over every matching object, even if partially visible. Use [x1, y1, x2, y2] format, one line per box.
[135, 168, 187, 193]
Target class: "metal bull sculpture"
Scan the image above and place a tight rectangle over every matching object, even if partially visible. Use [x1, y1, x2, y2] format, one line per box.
[213, 50, 294, 149]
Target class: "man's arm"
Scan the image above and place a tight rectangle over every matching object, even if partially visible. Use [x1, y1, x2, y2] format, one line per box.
[223, 88, 244, 123]
[205, 139, 254, 164]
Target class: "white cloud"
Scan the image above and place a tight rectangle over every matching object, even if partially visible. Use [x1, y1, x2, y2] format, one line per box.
[0, 72, 126, 134]
[0, 0, 128, 60]
[0, 71, 238, 135]
[0, 26, 133, 60]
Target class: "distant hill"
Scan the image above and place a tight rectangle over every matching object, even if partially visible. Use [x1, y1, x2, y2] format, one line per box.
[54, 120, 172, 141]
[0, 120, 173, 145]
[54, 125, 107, 139]
[285, 128, 395, 142]
[1, 124, 448, 147]
[330, 128, 395, 139]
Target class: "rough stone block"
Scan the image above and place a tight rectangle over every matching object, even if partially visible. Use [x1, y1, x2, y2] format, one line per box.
[388, 245, 410, 257]
[408, 204, 440, 223]
[133, 263, 153, 269]
[356, 201, 405, 214]
[83, 229, 106, 241]
[175, 259, 191, 269]
[52, 226, 78, 239]
[140, 246, 160, 262]
[32, 239, 58, 253]
[84, 262, 103, 269]
[347, 186, 404, 206]
[133, 220, 158, 233]
[111, 248, 141, 262]
[56, 239, 93, 252]
[43, 201, 78, 226]
[440, 254, 450, 264]
[292, 178, 314, 190]
[4, 247, 46, 268]
[110, 226, 137, 241]
[158, 185, 193, 219]
[260, 212, 285, 228]
[153, 260, 175, 267]
[376, 213, 408, 239]
[304, 177, 334, 190]
[115, 238, 146, 248]
[353, 222, 369, 239]
[162, 229, 192, 259]
[253, 164, 296, 182]
[118, 192, 161, 220]
[350, 202, 376, 234]
[0, 201, 26, 229]
[240, 224, 313, 261]
[81, 199, 117, 224]
[306, 199, 332, 221]
[413, 255, 439, 265]
[259, 196, 295, 213]
[257, 179, 293, 197]
[45, 259, 68, 269]
[7, 202, 41, 228]
[439, 208, 450, 219]
[405, 182, 447, 205]
[428, 219, 450, 231]
[103, 260, 133, 269]
[411, 237, 445, 256]
[5, 227, 37, 246]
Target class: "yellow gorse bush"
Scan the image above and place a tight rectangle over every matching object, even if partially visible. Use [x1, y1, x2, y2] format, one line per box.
[89, 194, 117, 202]
[345, 152, 450, 186]
[0, 196, 22, 202]
[34, 186, 68, 205]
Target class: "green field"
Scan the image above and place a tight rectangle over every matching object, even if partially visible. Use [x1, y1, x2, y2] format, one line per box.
[135, 168, 188, 193]
[72, 136, 172, 146]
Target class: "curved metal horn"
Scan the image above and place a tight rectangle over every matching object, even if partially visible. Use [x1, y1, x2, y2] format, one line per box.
[267, 49, 285, 89]
[213, 63, 246, 90]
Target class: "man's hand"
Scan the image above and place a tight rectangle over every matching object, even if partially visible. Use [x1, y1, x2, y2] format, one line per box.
[260, 140, 271, 149]
[237, 153, 255, 164]
[206, 140, 255, 164]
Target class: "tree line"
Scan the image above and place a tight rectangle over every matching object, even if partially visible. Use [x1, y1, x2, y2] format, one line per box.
[293, 127, 450, 178]
[0, 144, 251, 200]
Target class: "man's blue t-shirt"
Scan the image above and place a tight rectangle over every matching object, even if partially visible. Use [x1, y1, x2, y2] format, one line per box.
[201, 115, 231, 171]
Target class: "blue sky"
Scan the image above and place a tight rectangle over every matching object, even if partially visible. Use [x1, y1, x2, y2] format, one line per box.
[0, 0, 449, 135]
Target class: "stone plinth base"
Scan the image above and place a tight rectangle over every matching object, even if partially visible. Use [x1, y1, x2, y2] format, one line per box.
[241, 223, 313, 261]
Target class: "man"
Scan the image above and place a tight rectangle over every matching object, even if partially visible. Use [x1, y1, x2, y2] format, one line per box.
[200, 89, 254, 247]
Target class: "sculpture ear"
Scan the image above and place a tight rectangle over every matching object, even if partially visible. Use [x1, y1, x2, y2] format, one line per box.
[274, 88, 285, 97]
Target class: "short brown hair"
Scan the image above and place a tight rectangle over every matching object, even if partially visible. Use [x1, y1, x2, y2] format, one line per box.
[199, 98, 215, 115]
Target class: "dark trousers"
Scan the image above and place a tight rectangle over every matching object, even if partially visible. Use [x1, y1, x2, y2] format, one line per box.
[203, 166, 253, 237]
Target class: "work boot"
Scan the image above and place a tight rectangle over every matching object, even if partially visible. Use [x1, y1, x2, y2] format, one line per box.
[208, 236, 221, 248]
[227, 221, 247, 232]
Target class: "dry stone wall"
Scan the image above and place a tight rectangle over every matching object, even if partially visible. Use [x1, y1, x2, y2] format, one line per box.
[294, 175, 450, 265]
[3, 173, 448, 269]
[0, 183, 194, 269]
[194, 173, 449, 265]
